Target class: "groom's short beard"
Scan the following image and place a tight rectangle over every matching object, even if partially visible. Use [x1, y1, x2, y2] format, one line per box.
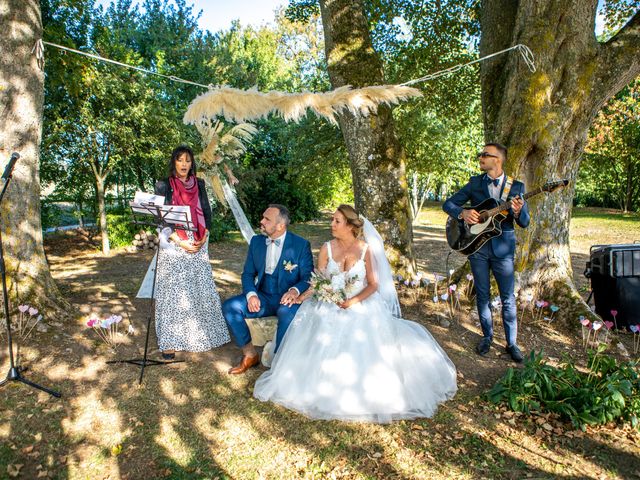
[260, 224, 272, 236]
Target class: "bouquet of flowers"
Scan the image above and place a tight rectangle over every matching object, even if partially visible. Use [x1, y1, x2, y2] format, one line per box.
[309, 270, 359, 305]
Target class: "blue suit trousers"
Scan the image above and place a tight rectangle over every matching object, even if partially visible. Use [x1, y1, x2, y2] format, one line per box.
[469, 241, 518, 347]
[222, 292, 300, 352]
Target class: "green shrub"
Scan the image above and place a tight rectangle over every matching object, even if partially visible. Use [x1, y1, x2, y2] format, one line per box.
[208, 205, 236, 242]
[106, 213, 141, 248]
[488, 346, 640, 430]
[41, 201, 64, 230]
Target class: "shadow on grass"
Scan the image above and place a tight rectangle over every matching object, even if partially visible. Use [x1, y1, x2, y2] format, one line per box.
[1, 219, 639, 479]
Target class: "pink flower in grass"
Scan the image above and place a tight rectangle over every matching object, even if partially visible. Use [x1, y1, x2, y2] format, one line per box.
[87, 318, 99, 328]
[18, 305, 29, 313]
[604, 321, 614, 330]
[28, 307, 38, 316]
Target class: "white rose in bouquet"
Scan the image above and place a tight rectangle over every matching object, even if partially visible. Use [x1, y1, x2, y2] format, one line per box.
[330, 274, 346, 292]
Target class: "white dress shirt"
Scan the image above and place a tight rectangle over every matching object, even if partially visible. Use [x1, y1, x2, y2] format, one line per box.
[265, 232, 286, 275]
[488, 173, 505, 200]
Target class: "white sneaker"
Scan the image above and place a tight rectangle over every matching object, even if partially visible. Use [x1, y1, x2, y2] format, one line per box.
[261, 340, 275, 368]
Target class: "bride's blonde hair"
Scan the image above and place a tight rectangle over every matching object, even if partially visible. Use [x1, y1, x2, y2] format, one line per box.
[336, 204, 364, 238]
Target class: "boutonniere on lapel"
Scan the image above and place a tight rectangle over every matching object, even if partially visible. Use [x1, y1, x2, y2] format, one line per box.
[283, 260, 298, 272]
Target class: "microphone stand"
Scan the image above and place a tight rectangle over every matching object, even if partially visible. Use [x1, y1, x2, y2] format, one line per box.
[0, 153, 61, 398]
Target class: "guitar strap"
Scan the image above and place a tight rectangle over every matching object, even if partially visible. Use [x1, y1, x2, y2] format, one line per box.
[501, 176, 513, 202]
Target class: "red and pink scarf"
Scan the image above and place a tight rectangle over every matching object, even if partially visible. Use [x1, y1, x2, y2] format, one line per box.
[169, 175, 207, 241]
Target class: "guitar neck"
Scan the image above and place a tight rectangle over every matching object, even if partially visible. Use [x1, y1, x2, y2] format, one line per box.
[480, 186, 544, 219]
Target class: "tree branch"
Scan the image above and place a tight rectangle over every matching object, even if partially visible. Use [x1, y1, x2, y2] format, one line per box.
[597, 9, 640, 102]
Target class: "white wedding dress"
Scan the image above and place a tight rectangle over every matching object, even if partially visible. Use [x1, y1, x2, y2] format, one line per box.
[253, 242, 457, 423]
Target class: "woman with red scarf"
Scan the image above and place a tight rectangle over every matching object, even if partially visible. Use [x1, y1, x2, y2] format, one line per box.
[153, 146, 230, 359]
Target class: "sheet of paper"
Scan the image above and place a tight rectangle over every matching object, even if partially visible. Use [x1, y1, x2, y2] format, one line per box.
[129, 193, 192, 227]
[133, 191, 165, 206]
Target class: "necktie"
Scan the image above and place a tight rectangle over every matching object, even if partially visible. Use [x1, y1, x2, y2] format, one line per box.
[266, 237, 281, 247]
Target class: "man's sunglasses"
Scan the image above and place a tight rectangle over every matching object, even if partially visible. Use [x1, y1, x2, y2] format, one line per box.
[477, 152, 499, 159]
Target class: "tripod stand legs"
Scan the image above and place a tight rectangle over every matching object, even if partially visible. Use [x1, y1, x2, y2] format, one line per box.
[106, 245, 184, 384]
[0, 366, 61, 398]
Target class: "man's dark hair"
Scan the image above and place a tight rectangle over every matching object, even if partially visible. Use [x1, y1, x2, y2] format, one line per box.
[168, 145, 196, 177]
[485, 142, 508, 160]
[269, 204, 290, 226]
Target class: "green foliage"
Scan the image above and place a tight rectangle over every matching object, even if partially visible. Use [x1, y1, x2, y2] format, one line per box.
[106, 213, 140, 248]
[489, 347, 640, 430]
[40, 201, 65, 230]
[366, 0, 483, 198]
[577, 79, 640, 212]
[236, 128, 321, 225]
[208, 205, 236, 243]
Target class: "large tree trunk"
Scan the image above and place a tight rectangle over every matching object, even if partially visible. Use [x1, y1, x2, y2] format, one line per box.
[318, 0, 415, 273]
[480, 1, 640, 318]
[0, 0, 68, 313]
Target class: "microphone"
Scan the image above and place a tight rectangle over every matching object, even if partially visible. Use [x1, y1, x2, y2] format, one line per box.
[2, 153, 19, 180]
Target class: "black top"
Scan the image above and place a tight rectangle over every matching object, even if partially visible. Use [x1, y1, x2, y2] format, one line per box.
[155, 177, 213, 230]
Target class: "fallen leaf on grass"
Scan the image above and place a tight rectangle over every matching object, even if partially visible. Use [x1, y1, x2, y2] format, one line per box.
[37, 470, 48, 478]
[111, 444, 122, 456]
[542, 423, 554, 431]
[7, 464, 23, 478]
[21, 445, 34, 454]
[411, 424, 424, 431]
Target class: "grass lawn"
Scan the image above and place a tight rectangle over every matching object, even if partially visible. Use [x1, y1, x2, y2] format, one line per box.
[0, 205, 638, 479]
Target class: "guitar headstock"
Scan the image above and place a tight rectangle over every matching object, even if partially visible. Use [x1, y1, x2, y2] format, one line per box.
[542, 179, 569, 193]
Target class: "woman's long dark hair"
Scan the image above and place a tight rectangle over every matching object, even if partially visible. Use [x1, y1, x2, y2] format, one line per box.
[168, 145, 197, 177]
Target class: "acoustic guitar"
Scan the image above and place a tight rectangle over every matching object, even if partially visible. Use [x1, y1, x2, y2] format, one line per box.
[446, 179, 569, 256]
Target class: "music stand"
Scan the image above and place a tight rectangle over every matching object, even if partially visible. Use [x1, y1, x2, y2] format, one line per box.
[106, 201, 195, 385]
[0, 153, 61, 398]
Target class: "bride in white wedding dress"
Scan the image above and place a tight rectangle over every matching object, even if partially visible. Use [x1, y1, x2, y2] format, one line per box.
[253, 205, 457, 423]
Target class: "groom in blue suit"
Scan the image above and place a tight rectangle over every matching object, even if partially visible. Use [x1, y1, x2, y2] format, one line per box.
[443, 143, 530, 362]
[223, 204, 313, 374]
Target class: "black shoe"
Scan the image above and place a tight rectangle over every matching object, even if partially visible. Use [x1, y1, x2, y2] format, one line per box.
[506, 345, 524, 363]
[161, 352, 175, 360]
[476, 338, 492, 356]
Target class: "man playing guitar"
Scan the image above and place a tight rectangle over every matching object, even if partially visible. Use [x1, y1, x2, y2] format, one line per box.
[443, 143, 529, 362]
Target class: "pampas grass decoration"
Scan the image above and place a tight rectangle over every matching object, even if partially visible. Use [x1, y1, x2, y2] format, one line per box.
[205, 172, 227, 207]
[183, 85, 422, 125]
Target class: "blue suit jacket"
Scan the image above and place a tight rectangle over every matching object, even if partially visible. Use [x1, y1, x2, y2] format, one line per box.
[442, 174, 530, 258]
[241, 232, 313, 297]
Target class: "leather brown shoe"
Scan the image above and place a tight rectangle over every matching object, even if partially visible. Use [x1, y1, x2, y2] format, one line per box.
[228, 354, 260, 375]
